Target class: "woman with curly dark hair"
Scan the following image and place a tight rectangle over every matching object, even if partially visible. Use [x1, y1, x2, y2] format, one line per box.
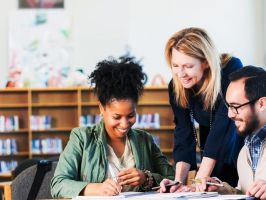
[51, 57, 175, 198]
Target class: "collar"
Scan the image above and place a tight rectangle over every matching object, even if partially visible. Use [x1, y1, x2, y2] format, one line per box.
[245, 125, 266, 146]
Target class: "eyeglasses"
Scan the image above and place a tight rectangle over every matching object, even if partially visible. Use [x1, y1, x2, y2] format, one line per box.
[225, 97, 260, 114]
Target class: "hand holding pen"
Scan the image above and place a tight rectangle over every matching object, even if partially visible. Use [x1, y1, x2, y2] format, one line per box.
[192, 177, 223, 192]
[156, 179, 182, 193]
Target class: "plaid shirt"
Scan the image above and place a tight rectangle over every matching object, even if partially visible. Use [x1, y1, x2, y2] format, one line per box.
[245, 125, 266, 172]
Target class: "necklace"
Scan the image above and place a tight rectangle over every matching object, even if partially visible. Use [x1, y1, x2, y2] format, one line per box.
[189, 108, 213, 155]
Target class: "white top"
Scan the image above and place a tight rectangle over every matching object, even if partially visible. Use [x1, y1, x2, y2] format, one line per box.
[106, 136, 136, 192]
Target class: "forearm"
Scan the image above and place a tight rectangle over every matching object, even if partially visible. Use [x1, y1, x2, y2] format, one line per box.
[196, 157, 216, 178]
[175, 161, 191, 183]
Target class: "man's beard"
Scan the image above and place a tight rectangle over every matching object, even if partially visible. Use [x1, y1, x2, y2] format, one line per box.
[235, 114, 259, 137]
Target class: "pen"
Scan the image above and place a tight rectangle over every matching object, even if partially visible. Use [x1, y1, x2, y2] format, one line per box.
[151, 180, 181, 191]
[206, 181, 224, 187]
[192, 179, 223, 187]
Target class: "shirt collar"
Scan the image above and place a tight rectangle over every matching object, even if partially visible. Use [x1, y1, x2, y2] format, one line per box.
[245, 125, 266, 146]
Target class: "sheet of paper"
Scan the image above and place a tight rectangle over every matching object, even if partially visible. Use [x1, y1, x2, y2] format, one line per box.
[72, 191, 219, 199]
[72, 195, 125, 199]
[202, 194, 252, 200]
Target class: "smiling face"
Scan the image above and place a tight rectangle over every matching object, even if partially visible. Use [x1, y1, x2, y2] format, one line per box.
[226, 79, 259, 136]
[100, 99, 136, 140]
[171, 48, 208, 89]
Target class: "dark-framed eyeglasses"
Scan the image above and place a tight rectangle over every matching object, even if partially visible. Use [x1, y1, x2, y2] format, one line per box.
[225, 97, 260, 114]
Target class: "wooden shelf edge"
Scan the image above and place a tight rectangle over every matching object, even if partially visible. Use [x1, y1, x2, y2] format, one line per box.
[32, 127, 73, 132]
[32, 103, 78, 107]
[138, 102, 169, 106]
[32, 153, 60, 156]
[0, 104, 28, 108]
[0, 152, 29, 157]
[161, 148, 173, 153]
[0, 129, 29, 133]
[0, 172, 12, 178]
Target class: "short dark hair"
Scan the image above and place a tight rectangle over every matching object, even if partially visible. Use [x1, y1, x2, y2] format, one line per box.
[89, 57, 147, 106]
[229, 65, 266, 101]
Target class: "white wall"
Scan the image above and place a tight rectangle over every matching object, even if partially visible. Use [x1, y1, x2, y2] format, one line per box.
[0, 0, 264, 87]
[128, 0, 265, 84]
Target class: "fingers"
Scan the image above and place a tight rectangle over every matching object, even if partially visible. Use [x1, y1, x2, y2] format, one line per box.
[177, 185, 191, 192]
[193, 177, 220, 192]
[194, 178, 207, 192]
[159, 179, 172, 193]
[118, 168, 144, 186]
[102, 179, 121, 196]
[169, 184, 182, 193]
[247, 180, 266, 199]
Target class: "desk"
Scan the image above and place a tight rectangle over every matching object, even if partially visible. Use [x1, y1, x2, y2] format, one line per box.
[0, 181, 12, 200]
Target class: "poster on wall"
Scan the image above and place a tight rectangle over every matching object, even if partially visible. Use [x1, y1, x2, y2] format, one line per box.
[19, 0, 64, 9]
[8, 11, 76, 87]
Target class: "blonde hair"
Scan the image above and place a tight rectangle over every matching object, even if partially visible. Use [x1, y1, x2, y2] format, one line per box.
[165, 27, 230, 110]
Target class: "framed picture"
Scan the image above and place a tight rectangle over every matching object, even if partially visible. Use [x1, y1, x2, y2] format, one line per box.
[19, 0, 64, 9]
[9, 11, 72, 87]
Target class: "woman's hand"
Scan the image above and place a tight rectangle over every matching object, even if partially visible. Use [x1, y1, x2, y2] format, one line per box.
[193, 177, 221, 192]
[117, 168, 146, 186]
[82, 178, 121, 196]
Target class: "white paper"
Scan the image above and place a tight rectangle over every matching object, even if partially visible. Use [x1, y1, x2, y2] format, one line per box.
[72, 191, 220, 199]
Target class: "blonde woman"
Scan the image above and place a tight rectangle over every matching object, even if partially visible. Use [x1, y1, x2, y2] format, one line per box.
[160, 27, 244, 192]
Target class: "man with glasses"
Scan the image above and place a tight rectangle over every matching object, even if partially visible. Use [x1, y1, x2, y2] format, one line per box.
[202, 66, 266, 199]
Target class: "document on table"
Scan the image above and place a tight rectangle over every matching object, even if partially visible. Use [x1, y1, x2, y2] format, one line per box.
[72, 191, 219, 199]
[203, 194, 254, 200]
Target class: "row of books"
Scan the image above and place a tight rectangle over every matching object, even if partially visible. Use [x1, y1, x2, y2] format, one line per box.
[132, 113, 160, 129]
[80, 114, 101, 127]
[30, 115, 52, 130]
[0, 160, 18, 173]
[0, 115, 19, 132]
[32, 138, 63, 154]
[0, 139, 18, 155]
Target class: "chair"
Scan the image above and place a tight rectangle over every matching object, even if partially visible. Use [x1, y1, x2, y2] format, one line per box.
[11, 160, 58, 200]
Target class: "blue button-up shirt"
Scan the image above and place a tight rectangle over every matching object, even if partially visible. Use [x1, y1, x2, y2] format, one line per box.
[245, 125, 266, 172]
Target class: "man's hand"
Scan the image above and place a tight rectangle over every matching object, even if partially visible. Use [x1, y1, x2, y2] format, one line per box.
[246, 179, 266, 200]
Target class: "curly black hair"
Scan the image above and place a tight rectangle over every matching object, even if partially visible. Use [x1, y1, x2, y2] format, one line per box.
[89, 57, 147, 106]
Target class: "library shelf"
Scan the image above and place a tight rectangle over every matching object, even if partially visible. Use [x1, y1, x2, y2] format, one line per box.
[0, 87, 175, 178]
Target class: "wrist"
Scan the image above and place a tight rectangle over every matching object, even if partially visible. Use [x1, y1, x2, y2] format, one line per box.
[141, 170, 154, 191]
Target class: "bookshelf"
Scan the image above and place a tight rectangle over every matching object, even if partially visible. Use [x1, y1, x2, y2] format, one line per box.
[0, 87, 174, 180]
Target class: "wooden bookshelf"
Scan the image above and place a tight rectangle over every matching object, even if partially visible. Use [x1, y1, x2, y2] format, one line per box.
[0, 87, 175, 179]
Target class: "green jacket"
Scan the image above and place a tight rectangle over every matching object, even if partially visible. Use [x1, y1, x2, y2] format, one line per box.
[50, 121, 175, 198]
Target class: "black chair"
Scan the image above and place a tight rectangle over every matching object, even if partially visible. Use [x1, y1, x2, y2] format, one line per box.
[11, 159, 58, 200]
